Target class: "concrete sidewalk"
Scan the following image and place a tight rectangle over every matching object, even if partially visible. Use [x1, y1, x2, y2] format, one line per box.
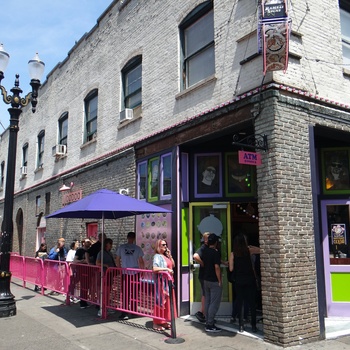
[1, 282, 350, 350]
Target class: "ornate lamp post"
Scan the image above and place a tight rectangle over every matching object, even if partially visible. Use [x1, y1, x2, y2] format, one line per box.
[0, 44, 44, 317]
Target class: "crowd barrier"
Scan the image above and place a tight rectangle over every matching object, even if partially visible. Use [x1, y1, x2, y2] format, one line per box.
[9, 253, 177, 338]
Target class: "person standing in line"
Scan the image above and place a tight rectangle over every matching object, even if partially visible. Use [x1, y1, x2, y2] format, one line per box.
[115, 231, 145, 320]
[48, 238, 67, 261]
[48, 238, 68, 294]
[229, 233, 260, 333]
[66, 240, 79, 262]
[152, 239, 176, 331]
[193, 232, 210, 323]
[202, 233, 222, 333]
[86, 233, 106, 265]
[73, 239, 92, 309]
[34, 243, 48, 292]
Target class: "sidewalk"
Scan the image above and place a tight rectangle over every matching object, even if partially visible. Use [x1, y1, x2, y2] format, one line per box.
[1, 282, 350, 350]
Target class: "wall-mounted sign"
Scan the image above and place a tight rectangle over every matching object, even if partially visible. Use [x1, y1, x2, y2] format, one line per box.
[239, 151, 262, 166]
[62, 189, 83, 206]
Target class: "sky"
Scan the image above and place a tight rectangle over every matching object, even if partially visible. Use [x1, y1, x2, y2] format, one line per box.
[0, 0, 113, 131]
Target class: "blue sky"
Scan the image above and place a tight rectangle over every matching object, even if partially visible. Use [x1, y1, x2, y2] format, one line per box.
[0, 0, 113, 130]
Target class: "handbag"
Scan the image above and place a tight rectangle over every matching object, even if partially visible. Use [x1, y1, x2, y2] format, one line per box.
[227, 268, 235, 284]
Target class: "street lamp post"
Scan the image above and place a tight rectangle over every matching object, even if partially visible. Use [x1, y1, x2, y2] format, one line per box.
[0, 44, 44, 317]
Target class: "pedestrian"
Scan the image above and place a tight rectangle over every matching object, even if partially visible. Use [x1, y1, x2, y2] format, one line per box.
[34, 243, 48, 292]
[193, 232, 210, 323]
[48, 238, 67, 261]
[229, 233, 260, 333]
[202, 233, 222, 333]
[74, 239, 92, 264]
[152, 239, 176, 331]
[66, 240, 79, 262]
[86, 233, 106, 265]
[115, 231, 144, 320]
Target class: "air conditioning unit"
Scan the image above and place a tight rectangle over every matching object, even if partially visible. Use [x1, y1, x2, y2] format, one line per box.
[52, 144, 67, 157]
[20, 166, 28, 176]
[120, 108, 133, 122]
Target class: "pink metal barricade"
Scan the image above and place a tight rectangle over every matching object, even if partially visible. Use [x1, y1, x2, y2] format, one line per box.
[43, 259, 70, 301]
[23, 257, 44, 291]
[9, 255, 178, 339]
[69, 263, 102, 307]
[9, 254, 25, 286]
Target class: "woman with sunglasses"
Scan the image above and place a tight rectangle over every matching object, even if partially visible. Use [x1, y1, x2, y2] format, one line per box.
[152, 239, 176, 331]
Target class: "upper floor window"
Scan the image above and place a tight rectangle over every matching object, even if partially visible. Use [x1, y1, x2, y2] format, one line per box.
[340, 1, 350, 66]
[180, 1, 215, 89]
[59, 112, 68, 146]
[84, 89, 98, 142]
[122, 56, 142, 109]
[0, 161, 4, 188]
[37, 130, 45, 168]
[22, 143, 28, 167]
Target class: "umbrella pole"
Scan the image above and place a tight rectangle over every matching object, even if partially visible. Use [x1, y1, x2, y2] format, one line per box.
[100, 213, 104, 318]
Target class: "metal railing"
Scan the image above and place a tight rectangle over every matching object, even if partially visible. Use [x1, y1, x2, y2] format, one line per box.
[9, 253, 177, 338]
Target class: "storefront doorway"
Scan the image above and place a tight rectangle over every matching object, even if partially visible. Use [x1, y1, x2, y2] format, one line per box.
[321, 199, 350, 316]
[189, 202, 231, 315]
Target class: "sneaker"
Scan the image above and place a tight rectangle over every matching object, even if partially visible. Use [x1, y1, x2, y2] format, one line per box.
[195, 311, 206, 323]
[119, 312, 129, 320]
[97, 309, 102, 317]
[205, 325, 222, 333]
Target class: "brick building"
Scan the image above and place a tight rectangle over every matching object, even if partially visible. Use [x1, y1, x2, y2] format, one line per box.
[0, 0, 349, 346]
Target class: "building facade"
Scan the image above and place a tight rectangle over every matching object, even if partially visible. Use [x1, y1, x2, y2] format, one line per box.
[0, 0, 350, 346]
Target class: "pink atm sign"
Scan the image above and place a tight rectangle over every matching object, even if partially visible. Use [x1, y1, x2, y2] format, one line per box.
[238, 150, 262, 166]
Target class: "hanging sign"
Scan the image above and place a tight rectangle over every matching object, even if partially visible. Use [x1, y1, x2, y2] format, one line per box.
[239, 151, 262, 166]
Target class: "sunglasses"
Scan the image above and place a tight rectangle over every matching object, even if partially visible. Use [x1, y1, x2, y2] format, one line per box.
[331, 163, 342, 168]
[161, 243, 167, 247]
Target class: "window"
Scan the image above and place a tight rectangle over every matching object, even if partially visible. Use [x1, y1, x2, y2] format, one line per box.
[180, 1, 215, 89]
[340, 1, 350, 66]
[45, 192, 51, 215]
[137, 161, 147, 200]
[161, 153, 172, 199]
[149, 157, 159, 201]
[84, 89, 98, 142]
[35, 195, 41, 216]
[122, 56, 142, 109]
[137, 153, 172, 202]
[0, 161, 4, 188]
[59, 112, 68, 146]
[37, 130, 45, 168]
[22, 143, 28, 167]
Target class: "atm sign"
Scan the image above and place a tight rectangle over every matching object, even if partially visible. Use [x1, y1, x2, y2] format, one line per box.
[238, 151, 262, 166]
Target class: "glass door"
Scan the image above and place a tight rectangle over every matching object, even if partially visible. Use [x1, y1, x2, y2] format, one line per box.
[321, 200, 350, 316]
[189, 202, 231, 316]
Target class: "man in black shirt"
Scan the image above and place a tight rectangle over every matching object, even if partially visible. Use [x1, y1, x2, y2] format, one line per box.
[193, 232, 210, 322]
[202, 233, 222, 333]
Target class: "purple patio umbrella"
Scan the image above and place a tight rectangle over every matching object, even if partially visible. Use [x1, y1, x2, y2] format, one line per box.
[46, 188, 171, 219]
[46, 188, 171, 317]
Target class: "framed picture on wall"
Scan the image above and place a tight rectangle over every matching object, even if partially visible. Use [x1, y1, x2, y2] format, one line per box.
[322, 147, 350, 194]
[194, 153, 222, 198]
[225, 152, 256, 197]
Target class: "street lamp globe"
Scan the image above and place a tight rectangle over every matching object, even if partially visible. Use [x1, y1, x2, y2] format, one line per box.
[0, 44, 10, 73]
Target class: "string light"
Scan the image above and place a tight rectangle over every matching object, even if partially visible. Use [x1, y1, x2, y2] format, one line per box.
[237, 204, 259, 220]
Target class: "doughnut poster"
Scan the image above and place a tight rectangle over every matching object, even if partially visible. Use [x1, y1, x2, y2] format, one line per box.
[136, 206, 172, 270]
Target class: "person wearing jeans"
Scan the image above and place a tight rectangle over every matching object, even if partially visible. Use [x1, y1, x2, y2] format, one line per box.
[202, 233, 222, 333]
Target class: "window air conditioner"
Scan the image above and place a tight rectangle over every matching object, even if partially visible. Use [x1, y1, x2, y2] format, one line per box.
[52, 144, 67, 157]
[21, 166, 28, 176]
[120, 108, 134, 122]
